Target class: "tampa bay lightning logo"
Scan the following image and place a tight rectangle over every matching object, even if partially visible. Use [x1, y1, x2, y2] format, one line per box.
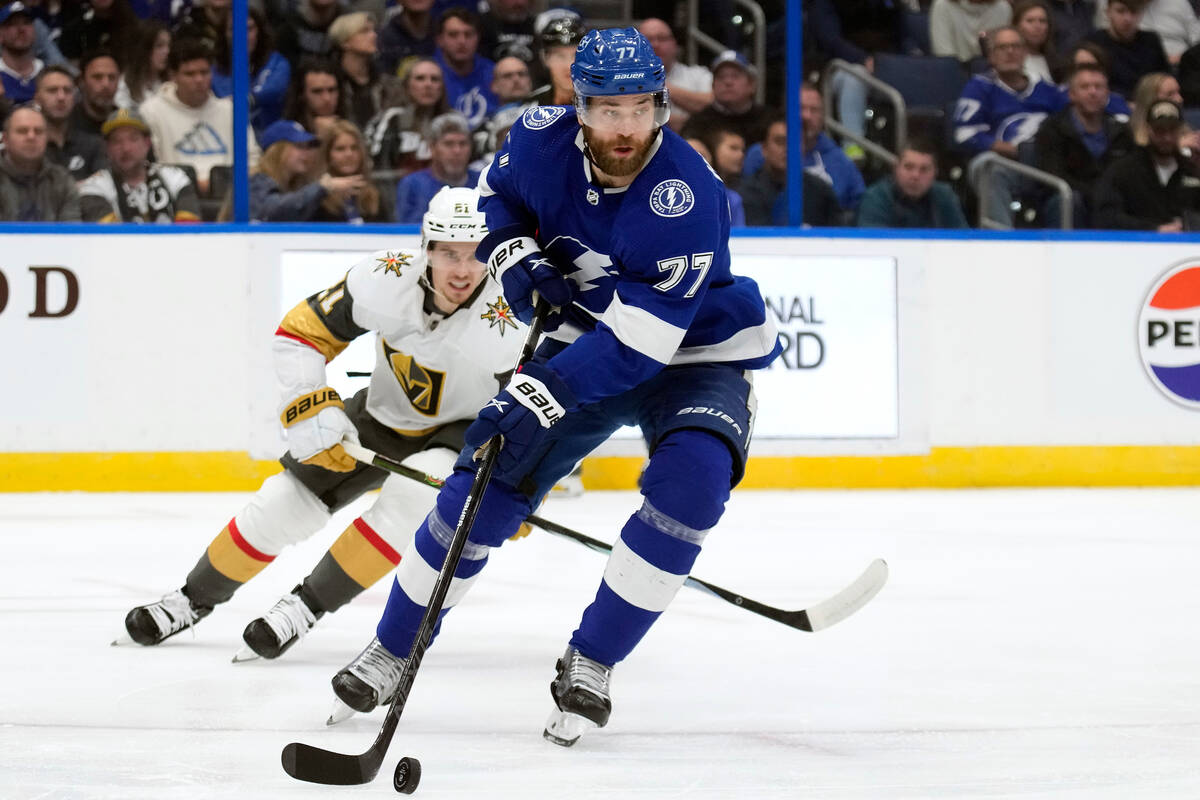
[649, 179, 695, 218]
[522, 106, 565, 130]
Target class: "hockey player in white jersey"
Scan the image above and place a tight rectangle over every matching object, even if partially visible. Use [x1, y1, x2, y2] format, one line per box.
[327, 28, 781, 746]
[118, 187, 526, 661]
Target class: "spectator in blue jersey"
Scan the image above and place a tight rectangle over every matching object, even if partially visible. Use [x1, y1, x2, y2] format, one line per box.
[857, 139, 970, 228]
[0, 2, 43, 106]
[955, 25, 1066, 227]
[211, 6, 290, 137]
[1085, 0, 1170, 96]
[1035, 63, 1134, 225]
[394, 110, 477, 222]
[800, 83, 865, 212]
[249, 118, 366, 221]
[326, 29, 784, 743]
[378, 0, 437, 77]
[433, 8, 496, 131]
[744, 115, 845, 226]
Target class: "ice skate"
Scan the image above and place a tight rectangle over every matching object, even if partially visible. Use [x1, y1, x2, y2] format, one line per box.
[234, 585, 324, 662]
[329, 637, 407, 715]
[542, 645, 612, 747]
[117, 589, 212, 646]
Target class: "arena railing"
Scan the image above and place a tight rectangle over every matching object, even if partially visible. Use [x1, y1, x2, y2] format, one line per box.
[971, 152, 1073, 231]
[685, 0, 766, 105]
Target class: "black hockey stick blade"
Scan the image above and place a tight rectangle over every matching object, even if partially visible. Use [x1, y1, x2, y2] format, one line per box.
[281, 741, 378, 785]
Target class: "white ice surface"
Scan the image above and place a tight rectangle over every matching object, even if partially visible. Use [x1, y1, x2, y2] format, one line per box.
[2, 488, 1199, 798]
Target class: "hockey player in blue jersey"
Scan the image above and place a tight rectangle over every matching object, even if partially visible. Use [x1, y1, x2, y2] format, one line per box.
[329, 27, 782, 746]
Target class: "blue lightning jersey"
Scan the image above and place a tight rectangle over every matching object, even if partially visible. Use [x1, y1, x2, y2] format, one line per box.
[478, 105, 781, 405]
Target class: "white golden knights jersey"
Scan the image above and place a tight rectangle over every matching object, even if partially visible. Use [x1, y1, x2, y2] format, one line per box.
[275, 248, 526, 434]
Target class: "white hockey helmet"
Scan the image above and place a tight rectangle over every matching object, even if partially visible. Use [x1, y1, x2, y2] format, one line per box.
[421, 186, 488, 251]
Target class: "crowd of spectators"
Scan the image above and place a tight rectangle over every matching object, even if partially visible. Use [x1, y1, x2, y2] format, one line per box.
[2, 0, 1200, 230]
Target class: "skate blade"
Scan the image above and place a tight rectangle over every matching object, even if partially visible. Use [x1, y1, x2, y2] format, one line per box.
[231, 645, 261, 664]
[542, 709, 595, 747]
[326, 698, 357, 726]
[110, 631, 134, 646]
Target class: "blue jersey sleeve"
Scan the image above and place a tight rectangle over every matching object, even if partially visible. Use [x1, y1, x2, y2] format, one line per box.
[953, 77, 995, 154]
[476, 117, 542, 235]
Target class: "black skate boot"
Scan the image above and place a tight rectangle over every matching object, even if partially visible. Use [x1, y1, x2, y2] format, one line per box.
[235, 585, 325, 662]
[327, 637, 407, 723]
[543, 645, 612, 747]
[122, 589, 213, 646]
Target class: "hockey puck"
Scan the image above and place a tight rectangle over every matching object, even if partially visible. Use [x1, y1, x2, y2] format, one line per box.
[393, 756, 422, 794]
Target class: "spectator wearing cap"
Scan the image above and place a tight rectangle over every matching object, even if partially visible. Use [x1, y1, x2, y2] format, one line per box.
[524, 9, 583, 106]
[1093, 98, 1200, 228]
[0, 104, 81, 220]
[67, 49, 119, 139]
[276, 0, 341, 66]
[0, 2, 44, 107]
[800, 83, 866, 212]
[78, 107, 201, 222]
[1085, 0, 1170, 96]
[378, 0, 438, 77]
[930, 0, 1013, 62]
[478, 0, 536, 64]
[638, 17, 713, 132]
[249, 118, 366, 221]
[857, 139, 969, 228]
[394, 110, 476, 222]
[680, 50, 770, 149]
[433, 8, 497, 131]
[329, 11, 403, 130]
[1034, 62, 1134, 225]
[140, 37, 261, 194]
[36, 65, 107, 181]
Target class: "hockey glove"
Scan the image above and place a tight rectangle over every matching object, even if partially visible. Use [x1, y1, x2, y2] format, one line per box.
[280, 387, 359, 472]
[464, 362, 577, 487]
[478, 225, 575, 324]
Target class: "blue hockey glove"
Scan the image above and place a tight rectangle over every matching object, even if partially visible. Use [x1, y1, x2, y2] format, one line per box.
[478, 225, 575, 324]
[464, 362, 577, 487]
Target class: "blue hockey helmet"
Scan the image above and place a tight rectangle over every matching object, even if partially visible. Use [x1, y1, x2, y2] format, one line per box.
[571, 27, 670, 129]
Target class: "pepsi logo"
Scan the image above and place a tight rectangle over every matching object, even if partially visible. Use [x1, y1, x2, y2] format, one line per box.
[1139, 261, 1200, 409]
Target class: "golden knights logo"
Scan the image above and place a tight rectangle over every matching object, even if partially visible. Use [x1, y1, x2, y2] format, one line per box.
[481, 295, 519, 335]
[374, 251, 412, 277]
[382, 340, 445, 416]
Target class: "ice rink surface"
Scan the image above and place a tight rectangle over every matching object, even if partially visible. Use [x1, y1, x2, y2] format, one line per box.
[2, 486, 1199, 799]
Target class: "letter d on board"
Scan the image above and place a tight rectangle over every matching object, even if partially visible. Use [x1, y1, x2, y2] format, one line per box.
[29, 266, 79, 318]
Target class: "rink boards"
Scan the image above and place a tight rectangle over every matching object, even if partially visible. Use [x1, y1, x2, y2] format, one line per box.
[0, 229, 1197, 489]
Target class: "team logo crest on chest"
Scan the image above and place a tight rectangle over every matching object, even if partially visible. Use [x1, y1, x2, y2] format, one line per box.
[586, 188, 599, 206]
[374, 251, 412, 277]
[382, 339, 446, 416]
[649, 179, 695, 218]
[522, 106, 565, 130]
[481, 295, 520, 334]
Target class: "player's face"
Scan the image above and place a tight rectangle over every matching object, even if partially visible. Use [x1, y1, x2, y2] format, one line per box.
[428, 241, 486, 310]
[581, 94, 658, 178]
[107, 127, 152, 175]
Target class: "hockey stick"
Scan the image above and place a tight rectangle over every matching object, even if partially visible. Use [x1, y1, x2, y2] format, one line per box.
[341, 443, 889, 634]
[281, 300, 551, 787]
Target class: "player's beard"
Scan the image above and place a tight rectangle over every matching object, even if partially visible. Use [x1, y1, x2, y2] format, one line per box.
[583, 127, 656, 178]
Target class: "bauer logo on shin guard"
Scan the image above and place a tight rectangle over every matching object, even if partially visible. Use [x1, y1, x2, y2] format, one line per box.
[282, 387, 344, 427]
[510, 375, 565, 427]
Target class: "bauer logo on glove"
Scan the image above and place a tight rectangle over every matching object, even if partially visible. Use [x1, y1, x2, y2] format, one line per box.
[280, 387, 360, 473]
[282, 388, 343, 426]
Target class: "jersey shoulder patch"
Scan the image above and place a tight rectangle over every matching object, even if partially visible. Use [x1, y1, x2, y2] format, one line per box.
[521, 105, 567, 130]
[649, 178, 696, 218]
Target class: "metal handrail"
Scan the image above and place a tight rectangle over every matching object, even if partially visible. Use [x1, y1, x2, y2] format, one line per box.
[820, 59, 905, 167]
[684, 0, 766, 105]
[972, 152, 1073, 230]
